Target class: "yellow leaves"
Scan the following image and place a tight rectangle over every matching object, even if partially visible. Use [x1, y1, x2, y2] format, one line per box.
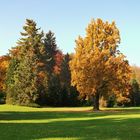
[70, 18, 131, 99]
[85, 18, 120, 54]
[116, 94, 130, 105]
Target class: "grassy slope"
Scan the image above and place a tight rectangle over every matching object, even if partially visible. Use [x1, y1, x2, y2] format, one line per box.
[0, 105, 140, 140]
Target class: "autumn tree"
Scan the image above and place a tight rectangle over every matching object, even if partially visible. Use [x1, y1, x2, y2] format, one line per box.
[70, 19, 131, 110]
[0, 55, 10, 92]
[6, 19, 48, 106]
[0, 55, 10, 103]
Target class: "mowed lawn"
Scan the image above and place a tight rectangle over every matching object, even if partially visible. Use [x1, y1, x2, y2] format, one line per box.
[0, 105, 140, 140]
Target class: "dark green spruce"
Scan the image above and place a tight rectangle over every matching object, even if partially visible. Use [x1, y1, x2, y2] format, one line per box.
[6, 19, 48, 106]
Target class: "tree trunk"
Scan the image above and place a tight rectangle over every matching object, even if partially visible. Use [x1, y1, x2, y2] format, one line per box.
[93, 94, 100, 111]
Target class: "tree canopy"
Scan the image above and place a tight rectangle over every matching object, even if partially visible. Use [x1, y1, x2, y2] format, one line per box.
[70, 19, 131, 110]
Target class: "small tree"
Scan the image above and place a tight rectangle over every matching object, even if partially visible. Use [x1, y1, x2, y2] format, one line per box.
[70, 19, 131, 111]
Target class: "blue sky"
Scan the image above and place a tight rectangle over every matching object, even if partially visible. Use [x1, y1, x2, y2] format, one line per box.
[0, 0, 140, 65]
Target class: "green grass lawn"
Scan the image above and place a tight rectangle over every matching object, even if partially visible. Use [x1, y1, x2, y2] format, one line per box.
[0, 105, 140, 140]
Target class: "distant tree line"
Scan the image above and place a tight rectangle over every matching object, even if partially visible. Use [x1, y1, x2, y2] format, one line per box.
[0, 19, 140, 109]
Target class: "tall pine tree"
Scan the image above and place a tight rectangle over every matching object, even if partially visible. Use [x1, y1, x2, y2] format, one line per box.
[44, 31, 63, 106]
[6, 19, 48, 106]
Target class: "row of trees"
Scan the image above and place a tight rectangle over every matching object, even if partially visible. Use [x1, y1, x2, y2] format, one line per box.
[0, 19, 80, 107]
[0, 18, 140, 110]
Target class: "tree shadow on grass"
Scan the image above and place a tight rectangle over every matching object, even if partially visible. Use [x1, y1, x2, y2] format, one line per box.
[0, 111, 140, 140]
[104, 107, 140, 113]
[0, 111, 110, 121]
[0, 108, 140, 121]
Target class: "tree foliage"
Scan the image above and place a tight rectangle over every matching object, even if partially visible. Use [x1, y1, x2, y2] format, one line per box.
[70, 19, 131, 110]
[44, 31, 58, 73]
[6, 19, 48, 106]
[0, 55, 10, 104]
[43, 31, 63, 106]
[129, 79, 140, 106]
[1, 18, 135, 108]
[0, 55, 10, 92]
[60, 53, 80, 106]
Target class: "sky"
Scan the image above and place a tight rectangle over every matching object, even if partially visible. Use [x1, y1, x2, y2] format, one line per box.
[0, 0, 140, 66]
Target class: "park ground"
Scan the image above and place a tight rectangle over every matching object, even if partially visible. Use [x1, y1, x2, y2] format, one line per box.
[0, 105, 140, 140]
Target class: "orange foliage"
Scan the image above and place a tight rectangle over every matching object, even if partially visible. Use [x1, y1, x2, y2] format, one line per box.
[53, 51, 63, 74]
[70, 19, 131, 109]
[38, 71, 45, 79]
[0, 55, 10, 92]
